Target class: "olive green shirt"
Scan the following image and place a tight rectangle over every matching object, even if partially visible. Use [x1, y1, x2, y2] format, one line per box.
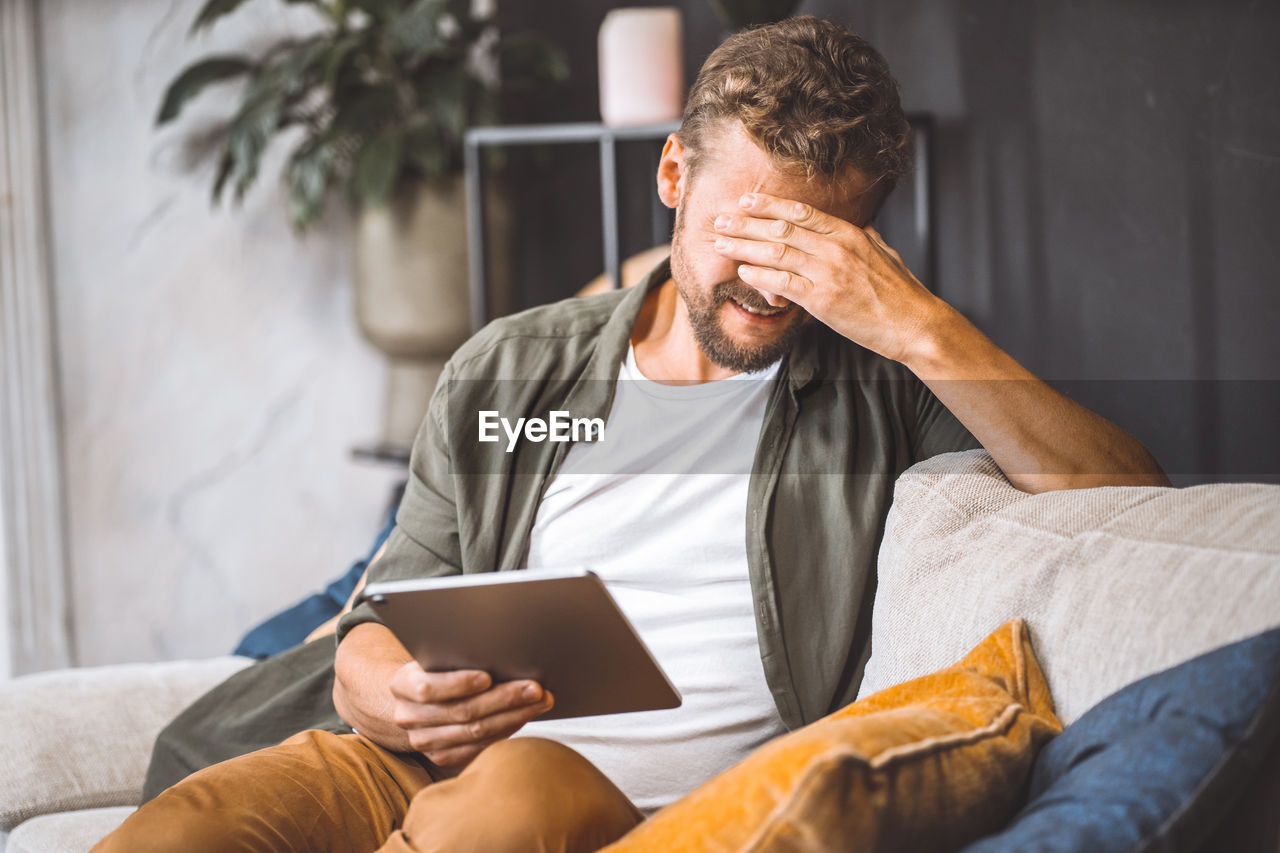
[336, 261, 979, 730]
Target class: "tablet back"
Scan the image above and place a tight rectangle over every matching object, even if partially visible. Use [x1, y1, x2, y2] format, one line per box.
[366, 570, 681, 720]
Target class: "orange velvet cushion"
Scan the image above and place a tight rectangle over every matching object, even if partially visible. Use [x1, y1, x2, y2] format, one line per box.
[601, 619, 1061, 853]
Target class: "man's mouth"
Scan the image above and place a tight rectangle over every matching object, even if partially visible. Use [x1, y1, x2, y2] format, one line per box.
[728, 295, 791, 318]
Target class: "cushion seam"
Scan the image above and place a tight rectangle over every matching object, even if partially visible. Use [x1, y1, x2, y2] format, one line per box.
[913, 483, 997, 526]
[870, 702, 1025, 769]
[0, 785, 141, 833]
[1013, 619, 1029, 703]
[741, 746, 854, 853]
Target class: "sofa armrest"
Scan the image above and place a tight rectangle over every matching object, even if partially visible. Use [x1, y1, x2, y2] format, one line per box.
[0, 656, 253, 832]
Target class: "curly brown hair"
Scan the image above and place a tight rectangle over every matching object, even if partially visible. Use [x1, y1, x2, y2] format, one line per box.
[679, 16, 911, 212]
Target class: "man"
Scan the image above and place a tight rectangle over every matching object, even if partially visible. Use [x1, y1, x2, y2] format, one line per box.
[97, 16, 1165, 853]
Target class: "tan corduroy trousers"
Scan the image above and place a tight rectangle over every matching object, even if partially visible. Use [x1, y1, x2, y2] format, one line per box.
[92, 731, 643, 853]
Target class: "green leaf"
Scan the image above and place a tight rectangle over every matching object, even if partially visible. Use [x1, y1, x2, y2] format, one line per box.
[353, 129, 404, 206]
[174, 0, 571, 225]
[223, 75, 290, 200]
[188, 0, 323, 33]
[329, 84, 399, 137]
[156, 56, 253, 125]
[287, 134, 338, 229]
[273, 35, 334, 99]
[211, 34, 332, 201]
[389, 0, 449, 56]
[347, 0, 407, 22]
[226, 115, 274, 201]
[403, 125, 447, 180]
[322, 33, 363, 87]
[211, 149, 235, 203]
[419, 66, 467, 137]
[189, 0, 253, 34]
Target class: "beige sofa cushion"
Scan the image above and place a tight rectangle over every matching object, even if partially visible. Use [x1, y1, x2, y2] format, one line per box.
[860, 450, 1280, 725]
[0, 656, 252, 832]
[6, 807, 135, 853]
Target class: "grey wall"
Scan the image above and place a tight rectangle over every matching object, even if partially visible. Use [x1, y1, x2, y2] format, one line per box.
[38, 0, 403, 666]
[505, 0, 1280, 483]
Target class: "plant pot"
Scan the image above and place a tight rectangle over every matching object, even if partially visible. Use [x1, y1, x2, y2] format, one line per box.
[354, 177, 481, 452]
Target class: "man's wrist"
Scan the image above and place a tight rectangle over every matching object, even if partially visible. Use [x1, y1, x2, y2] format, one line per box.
[898, 298, 970, 379]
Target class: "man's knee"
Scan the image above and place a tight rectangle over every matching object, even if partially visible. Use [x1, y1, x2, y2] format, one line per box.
[473, 737, 633, 813]
[469, 735, 583, 776]
[398, 737, 641, 853]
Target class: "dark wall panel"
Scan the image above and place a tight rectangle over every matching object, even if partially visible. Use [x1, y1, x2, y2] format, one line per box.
[502, 0, 1280, 481]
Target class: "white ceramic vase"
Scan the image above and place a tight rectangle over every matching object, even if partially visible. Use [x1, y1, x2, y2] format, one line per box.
[598, 7, 685, 127]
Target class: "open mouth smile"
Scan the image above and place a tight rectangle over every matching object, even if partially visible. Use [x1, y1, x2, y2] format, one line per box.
[728, 296, 792, 318]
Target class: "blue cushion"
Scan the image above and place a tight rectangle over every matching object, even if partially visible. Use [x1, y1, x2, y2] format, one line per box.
[960, 625, 1280, 853]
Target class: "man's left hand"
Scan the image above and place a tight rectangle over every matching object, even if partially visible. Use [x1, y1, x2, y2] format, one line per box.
[712, 191, 941, 366]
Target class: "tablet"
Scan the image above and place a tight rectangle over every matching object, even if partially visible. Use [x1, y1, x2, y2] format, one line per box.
[364, 569, 682, 720]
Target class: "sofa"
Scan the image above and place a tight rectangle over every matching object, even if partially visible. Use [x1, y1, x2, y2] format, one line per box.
[2, 449, 1277, 852]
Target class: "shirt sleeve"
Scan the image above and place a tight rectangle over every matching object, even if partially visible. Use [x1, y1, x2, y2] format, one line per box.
[911, 379, 983, 462]
[336, 361, 464, 643]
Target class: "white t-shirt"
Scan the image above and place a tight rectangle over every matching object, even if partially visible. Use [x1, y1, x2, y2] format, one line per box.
[516, 347, 787, 813]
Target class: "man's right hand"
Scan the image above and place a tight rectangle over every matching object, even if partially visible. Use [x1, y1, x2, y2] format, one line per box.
[388, 664, 555, 767]
[333, 622, 556, 769]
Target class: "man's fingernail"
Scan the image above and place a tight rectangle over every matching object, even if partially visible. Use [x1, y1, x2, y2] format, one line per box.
[714, 214, 731, 230]
[523, 683, 541, 701]
[739, 193, 755, 208]
[714, 237, 729, 250]
[472, 673, 488, 689]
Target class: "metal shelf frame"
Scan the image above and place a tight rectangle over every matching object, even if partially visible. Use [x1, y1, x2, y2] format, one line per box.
[464, 121, 680, 332]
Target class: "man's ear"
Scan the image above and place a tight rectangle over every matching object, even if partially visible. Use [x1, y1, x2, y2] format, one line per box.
[656, 133, 688, 210]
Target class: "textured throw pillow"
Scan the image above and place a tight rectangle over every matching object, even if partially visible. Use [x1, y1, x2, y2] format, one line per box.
[861, 450, 1280, 725]
[959, 626, 1280, 853]
[601, 619, 1061, 853]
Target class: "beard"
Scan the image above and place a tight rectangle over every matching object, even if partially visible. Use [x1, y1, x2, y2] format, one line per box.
[669, 207, 808, 374]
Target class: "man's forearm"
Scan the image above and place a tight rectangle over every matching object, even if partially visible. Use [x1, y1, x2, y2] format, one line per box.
[905, 302, 1169, 493]
[333, 622, 415, 752]
[710, 193, 1171, 492]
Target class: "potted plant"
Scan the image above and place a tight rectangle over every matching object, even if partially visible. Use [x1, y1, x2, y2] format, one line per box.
[157, 0, 567, 451]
